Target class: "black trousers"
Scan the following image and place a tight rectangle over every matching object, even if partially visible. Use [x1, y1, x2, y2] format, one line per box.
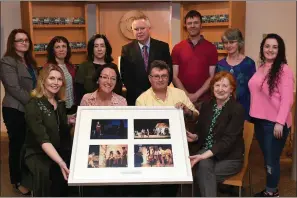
[2, 107, 26, 185]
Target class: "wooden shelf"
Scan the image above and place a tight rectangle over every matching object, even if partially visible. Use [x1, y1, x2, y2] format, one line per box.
[33, 24, 86, 28]
[218, 50, 227, 54]
[34, 48, 87, 55]
[181, 1, 246, 46]
[21, 1, 88, 66]
[202, 22, 229, 27]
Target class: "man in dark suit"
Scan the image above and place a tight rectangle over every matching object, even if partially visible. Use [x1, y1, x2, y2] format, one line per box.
[120, 15, 172, 105]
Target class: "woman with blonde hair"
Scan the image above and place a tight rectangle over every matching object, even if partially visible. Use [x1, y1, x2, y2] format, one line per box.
[23, 64, 72, 196]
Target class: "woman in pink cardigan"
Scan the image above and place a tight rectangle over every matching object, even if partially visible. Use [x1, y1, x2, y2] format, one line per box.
[248, 33, 295, 197]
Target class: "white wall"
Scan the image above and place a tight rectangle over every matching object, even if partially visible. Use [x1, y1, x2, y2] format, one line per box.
[1, 2, 22, 133]
[245, 1, 296, 79]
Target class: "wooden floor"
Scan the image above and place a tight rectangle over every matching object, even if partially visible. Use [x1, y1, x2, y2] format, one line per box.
[1, 134, 296, 197]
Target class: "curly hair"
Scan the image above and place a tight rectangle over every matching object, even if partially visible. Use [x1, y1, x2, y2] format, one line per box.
[260, 33, 287, 96]
[87, 34, 113, 63]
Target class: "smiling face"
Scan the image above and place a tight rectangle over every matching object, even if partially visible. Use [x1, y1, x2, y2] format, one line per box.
[98, 68, 117, 94]
[223, 40, 239, 55]
[93, 38, 106, 60]
[132, 19, 150, 44]
[44, 70, 63, 97]
[54, 40, 67, 60]
[213, 77, 233, 103]
[263, 38, 279, 63]
[185, 16, 202, 38]
[14, 33, 30, 53]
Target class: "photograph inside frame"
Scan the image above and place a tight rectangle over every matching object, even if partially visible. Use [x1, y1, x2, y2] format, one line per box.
[134, 119, 170, 139]
[88, 145, 128, 168]
[90, 119, 128, 139]
[134, 144, 174, 167]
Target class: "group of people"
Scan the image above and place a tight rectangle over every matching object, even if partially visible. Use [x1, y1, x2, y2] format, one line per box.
[105, 149, 128, 168]
[0, 8, 294, 197]
[135, 145, 173, 168]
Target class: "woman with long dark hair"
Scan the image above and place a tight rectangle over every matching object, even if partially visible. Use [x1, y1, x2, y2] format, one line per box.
[0, 29, 37, 195]
[249, 34, 295, 197]
[75, 34, 122, 104]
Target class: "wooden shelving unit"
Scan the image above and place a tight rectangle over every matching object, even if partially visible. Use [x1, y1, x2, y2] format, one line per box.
[20, 1, 88, 66]
[33, 24, 86, 29]
[181, 1, 246, 59]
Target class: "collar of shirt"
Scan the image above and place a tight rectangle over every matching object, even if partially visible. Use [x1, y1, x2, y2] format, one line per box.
[187, 35, 205, 48]
[149, 87, 169, 102]
[87, 90, 120, 106]
[138, 37, 151, 53]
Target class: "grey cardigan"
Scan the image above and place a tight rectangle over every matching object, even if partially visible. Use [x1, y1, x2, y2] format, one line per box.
[0, 56, 37, 112]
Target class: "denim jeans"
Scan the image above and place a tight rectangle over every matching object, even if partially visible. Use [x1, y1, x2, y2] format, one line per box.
[253, 118, 290, 192]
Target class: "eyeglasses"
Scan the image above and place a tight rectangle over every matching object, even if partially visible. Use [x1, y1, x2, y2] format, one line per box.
[14, 39, 29, 44]
[222, 40, 238, 45]
[149, 74, 169, 80]
[99, 75, 117, 82]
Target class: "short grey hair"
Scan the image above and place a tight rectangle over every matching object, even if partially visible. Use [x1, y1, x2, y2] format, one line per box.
[131, 15, 151, 29]
[221, 28, 244, 51]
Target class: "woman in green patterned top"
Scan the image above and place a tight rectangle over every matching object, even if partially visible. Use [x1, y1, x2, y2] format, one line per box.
[24, 64, 72, 196]
[187, 71, 245, 197]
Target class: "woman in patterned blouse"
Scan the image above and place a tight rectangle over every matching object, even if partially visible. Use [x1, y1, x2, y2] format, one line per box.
[45, 36, 77, 114]
[187, 71, 245, 197]
[216, 28, 256, 121]
[77, 63, 127, 197]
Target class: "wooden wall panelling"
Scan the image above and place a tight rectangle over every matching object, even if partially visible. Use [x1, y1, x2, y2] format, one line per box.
[180, 1, 246, 60]
[96, 2, 171, 67]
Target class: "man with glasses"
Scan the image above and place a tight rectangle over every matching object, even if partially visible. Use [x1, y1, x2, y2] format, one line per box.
[135, 60, 198, 197]
[172, 10, 218, 111]
[120, 15, 172, 106]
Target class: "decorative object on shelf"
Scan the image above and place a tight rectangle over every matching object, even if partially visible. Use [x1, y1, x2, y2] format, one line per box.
[212, 42, 224, 50]
[32, 17, 85, 25]
[34, 42, 86, 52]
[119, 10, 148, 40]
[34, 43, 48, 52]
[202, 14, 229, 24]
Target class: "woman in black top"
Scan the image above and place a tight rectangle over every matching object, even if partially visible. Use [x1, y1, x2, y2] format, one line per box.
[75, 34, 122, 104]
[24, 64, 71, 196]
[188, 71, 245, 197]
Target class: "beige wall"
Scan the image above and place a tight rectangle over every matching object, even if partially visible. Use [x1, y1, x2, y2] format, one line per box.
[245, 1, 296, 81]
[1, 2, 22, 133]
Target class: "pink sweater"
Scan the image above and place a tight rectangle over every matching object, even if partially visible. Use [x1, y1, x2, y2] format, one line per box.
[248, 63, 295, 127]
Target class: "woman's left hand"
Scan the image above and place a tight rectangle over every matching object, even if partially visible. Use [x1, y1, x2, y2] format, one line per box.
[189, 154, 204, 168]
[58, 161, 70, 181]
[274, 123, 284, 139]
